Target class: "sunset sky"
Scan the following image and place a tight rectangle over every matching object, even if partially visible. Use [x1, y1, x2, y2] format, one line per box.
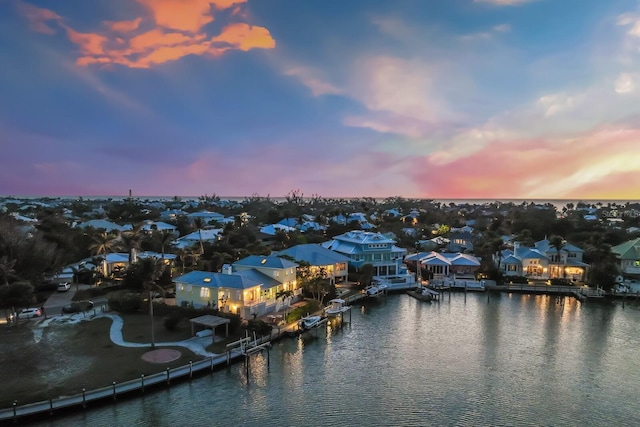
[2, 0, 640, 200]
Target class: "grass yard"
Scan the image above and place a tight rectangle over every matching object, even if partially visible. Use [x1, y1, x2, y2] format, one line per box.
[0, 313, 203, 408]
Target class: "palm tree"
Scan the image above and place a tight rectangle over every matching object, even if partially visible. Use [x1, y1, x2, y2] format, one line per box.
[549, 235, 565, 280]
[136, 257, 166, 348]
[120, 225, 143, 265]
[192, 217, 206, 254]
[89, 231, 118, 277]
[175, 247, 188, 273]
[157, 230, 175, 261]
[275, 289, 294, 322]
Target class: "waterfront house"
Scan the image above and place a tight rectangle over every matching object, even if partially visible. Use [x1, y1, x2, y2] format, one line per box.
[406, 252, 481, 280]
[611, 238, 640, 279]
[174, 255, 299, 319]
[322, 230, 408, 278]
[498, 240, 588, 281]
[275, 243, 350, 285]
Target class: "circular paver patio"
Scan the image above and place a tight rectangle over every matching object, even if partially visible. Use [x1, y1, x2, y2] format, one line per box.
[141, 349, 182, 363]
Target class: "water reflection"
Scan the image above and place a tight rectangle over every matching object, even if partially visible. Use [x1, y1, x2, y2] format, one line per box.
[31, 293, 640, 427]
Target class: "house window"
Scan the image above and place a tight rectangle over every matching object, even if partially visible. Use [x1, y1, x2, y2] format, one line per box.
[200, 288, 210, 299]
[179, 284, 185, 291]
[186, 285, 192, 292]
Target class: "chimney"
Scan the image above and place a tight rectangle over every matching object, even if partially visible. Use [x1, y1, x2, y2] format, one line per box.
[222, 264, 233, 275]
[513, 241, 520, 252]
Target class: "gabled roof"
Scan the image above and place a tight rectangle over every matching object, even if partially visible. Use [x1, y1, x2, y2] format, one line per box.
[187, 210, 225, 220]
[236, 269, 280, 289]
[331, 231, 396, 245]
[260, 224, 297, 236]
[234, 255, 298, 269]
[276, 243, 350, 266]
[611, 238, 640, 259]
[277, 218, 300, 227]
[501, 254, 521, 265]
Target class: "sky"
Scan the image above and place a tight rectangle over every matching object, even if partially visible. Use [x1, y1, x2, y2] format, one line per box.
[1, 0, 640, 200]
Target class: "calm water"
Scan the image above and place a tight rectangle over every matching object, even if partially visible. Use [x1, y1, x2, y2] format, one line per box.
[33, 293, 640, 427]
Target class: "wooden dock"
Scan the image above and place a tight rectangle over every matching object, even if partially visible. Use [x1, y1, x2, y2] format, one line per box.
[0, 318, 310, 425]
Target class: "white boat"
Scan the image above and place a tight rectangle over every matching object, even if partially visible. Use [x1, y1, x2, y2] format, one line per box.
[298, 315, 322, 330]
[364, 283, 388, 298]
[324, 299, 351, 316]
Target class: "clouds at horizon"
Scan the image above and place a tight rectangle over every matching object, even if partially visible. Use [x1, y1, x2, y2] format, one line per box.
[1, 0, 640, 200]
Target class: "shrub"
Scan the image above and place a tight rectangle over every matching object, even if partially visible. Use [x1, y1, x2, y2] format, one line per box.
[108, 291, 143, 313]
[244, 319, 273, 336]
[163, 316, 182, 331]
[286, 299, 321, 323]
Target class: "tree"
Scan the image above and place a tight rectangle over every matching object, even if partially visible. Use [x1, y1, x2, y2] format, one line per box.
[89, 231, 118, 277]
[120, 225, 143, 265]
[134, 257, 166, 348]
[193, 218, 206, 254]
[297, 262, 330, 304]
[549, 235, 565, 279]
[157, 230, 175, 260]
[0, 256, 16, 286]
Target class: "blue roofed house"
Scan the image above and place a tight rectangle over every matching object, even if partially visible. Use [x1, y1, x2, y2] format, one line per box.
[174, 255, 299, 319]
[498, 240, 588, 282]
[322, 231, 415, 287]
[275, 243, 351, 285]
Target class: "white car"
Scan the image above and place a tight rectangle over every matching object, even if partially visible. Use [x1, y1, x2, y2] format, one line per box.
[57, 282, 71, 292]
[17, 308, 42, 319]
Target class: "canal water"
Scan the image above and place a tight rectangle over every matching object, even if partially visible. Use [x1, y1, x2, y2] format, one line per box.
[32, 293, 640, 426]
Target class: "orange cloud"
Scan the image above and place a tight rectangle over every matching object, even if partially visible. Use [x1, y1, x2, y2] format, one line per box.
[104, 17, 142, 33]
[65, 27, 108, 56]
[129, 29, 200, 51]
[16, 2, 62, 34]
[19, 0, 274, 68]
[211, 23, 276, 51]
[135, 0, 246, 33]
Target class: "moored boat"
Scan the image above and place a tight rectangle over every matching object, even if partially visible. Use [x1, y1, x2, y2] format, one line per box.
[324, 299, 351, 316]
[298, 315, 323, 330]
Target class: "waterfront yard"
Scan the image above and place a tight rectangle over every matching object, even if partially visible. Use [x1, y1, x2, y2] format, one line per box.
[0, 314, 204, 408]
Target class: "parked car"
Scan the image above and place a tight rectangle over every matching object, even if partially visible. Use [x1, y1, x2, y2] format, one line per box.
[62, 300, 94, 314]
[17, 308, 42, 319]
[57, 282, 71, 292]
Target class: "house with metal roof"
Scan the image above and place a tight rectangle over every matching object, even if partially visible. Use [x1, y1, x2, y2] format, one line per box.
[406, 252, 481, 279]
[75, 219, 133, 232]
[275, 243, 350, 284]
[172, 228, 223, 249]
[611, 238, 640, 278]
[498, 240, 589, 281]
[174, 255, 299, 319]
[322, 230, 408, 278]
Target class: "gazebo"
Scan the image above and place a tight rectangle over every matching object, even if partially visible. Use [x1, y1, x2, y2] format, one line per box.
[189, 315, 231, 344]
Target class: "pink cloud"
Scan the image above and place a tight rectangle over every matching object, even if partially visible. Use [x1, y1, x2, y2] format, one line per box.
[16, 2, 62, 34]
[408, 125, 640, 199]
[104, 17, 143, 33]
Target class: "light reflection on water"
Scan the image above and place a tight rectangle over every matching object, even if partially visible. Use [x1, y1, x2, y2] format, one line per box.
[31, 293, 640, 427]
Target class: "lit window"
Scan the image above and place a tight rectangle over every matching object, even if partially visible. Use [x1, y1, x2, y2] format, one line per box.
[200, 288, 210, 298]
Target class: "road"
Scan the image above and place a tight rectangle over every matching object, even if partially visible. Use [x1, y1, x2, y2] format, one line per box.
[42, 284, 107, 317]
